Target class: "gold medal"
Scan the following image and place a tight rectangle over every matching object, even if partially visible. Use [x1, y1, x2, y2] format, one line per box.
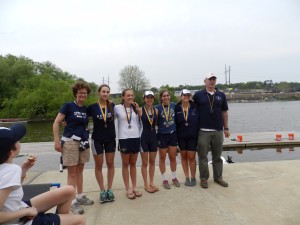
[182, 103, 189, 126]
[162, 104, 170, 126]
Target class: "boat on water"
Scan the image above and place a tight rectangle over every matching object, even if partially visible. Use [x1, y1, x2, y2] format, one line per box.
[0, 118, 28, 123]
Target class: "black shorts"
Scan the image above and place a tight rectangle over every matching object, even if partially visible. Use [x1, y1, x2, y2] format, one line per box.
[91, 139, 116, 155]
[141, 137, 158, 152]
[157, 132, 178, 149]
[118, 138, 140, 154]
[178, 137, 197, 151]
[23, 200, 60, 225]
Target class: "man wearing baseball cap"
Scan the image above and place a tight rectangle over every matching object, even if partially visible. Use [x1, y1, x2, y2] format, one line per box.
[193, 73, 230, 189]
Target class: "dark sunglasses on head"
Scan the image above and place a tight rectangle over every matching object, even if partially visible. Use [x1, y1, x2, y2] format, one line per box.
[208, 77, 216, 81]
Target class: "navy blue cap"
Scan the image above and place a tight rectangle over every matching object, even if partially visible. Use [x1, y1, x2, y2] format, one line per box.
[0, 124, 27, 154]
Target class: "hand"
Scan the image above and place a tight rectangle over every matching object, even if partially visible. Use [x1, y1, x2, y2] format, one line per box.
[22, 207, 38, 219]
[132, 102, 140, 109]
[21, 155, 37, 171]
[224, 130, 230, 138]
[54, 140, 62, 152]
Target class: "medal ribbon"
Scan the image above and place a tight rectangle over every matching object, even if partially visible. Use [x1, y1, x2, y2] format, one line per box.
[144, 106, 154, 127]
[182, 104, 189, 122]
[98, 100, 107, 124]
[123, 104, 132, 127]
[162, 104, 170, 123]
[207, 93, 215, 112]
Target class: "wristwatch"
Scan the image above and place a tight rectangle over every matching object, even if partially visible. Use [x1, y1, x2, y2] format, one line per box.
[224, 128, 229, 130]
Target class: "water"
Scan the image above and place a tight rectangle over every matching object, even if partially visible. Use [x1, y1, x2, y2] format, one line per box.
[1, 101, 299, 142]
[228, 101, 300, 133]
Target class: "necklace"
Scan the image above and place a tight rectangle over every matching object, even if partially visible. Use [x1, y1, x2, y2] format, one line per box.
[123, 104, 132, 129]
[181, 103, 189, 126]
[144, 106, 154, 130]
[206, 93, 215, 114]
[162, 104, 170, 128]
[98, 100, 107, 128]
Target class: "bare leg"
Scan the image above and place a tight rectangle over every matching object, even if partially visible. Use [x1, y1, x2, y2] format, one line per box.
[121, 153, 131, 194]
[141, 152, 150, 189]
[180, 150, 189, 178]
[149, 152, 158, 190]
[105, 152, 115, 190]
[76, 164, 84, 194]
[168, 146, 178, 173]
[67, 166, 78, 194]
[31, 185, 75, 214]
[130, 153, 139, 192]
[59, 214, 86, 225]
[93, 154, 105, 191]
[188, 151, 196, 179]
[159, 148, 167, 175]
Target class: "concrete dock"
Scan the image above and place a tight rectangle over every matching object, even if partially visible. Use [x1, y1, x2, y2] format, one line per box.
[20, 132, 300, 225]
[24, 161, 300, 225]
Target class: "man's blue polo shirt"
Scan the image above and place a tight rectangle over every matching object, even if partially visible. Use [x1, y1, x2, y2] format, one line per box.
[192, 89, 228, 131]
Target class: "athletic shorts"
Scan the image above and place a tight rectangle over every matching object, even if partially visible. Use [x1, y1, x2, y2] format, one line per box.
[23, 200, 60, 225]
[118, 138, 140, 154]
[62, 140, 90, 166]
[91, 139, 116, 155]
[141, 137, 158, 152]
[157, 132, 178, 149]
[178, 137, 197, 151]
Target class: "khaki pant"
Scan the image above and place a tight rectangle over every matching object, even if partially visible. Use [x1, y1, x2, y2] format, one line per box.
[62, 140, 90, 166]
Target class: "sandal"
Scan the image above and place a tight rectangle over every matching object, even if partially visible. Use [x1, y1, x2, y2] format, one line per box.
[150, 185, 159, 192]
[126, 192, 136, 200]
[144, 186, 155, 193]
[133, 190, 142, 197]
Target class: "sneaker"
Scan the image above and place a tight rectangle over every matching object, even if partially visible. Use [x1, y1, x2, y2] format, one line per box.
[106, 189, 115, 202]
[76, 195, 94, 205]
[214, 179, 228, 187]
[163, 180, 171, 189]
[172, 178, 180, 187]
[100, 191, 107, 203]
[70, 202, 84, 214]
[200, 179, 208, 189]
[190, 178, 196, 186]
[184, 178, 191, 187]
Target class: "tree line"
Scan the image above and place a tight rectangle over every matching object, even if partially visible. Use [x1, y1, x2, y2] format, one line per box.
[1, 54, 299, 119]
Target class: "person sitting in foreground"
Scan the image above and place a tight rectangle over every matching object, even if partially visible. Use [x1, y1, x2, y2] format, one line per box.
[0, 124, 85, 225]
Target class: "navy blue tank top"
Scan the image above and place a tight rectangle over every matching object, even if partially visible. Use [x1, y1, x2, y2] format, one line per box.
[141, 106, 158, 137]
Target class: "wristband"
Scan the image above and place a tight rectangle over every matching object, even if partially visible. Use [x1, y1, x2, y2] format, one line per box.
[224, 128, 229, 130]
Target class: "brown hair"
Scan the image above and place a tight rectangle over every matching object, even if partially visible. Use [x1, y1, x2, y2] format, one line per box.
[98, 84, 114, 119]
[159, 90, 170, 103]
[0, 143, 16, 164]
[72, 81, 91, 97]
[121, 88, 138, 114]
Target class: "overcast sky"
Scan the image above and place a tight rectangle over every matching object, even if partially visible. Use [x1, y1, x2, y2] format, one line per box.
[1, 0, 300, 93]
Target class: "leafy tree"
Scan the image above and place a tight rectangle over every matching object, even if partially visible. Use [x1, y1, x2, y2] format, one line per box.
[118, 65, 150, 93]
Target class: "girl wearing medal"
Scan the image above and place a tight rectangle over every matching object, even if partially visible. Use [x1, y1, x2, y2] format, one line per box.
[138, 91, 159, 193]
[114, 89, 142, 199]
[155, 90, 179, 189]
[175, 89, 199, 187]
[87, 84, 116, 203]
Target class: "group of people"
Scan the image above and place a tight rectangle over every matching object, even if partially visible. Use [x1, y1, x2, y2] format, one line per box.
[0, 72, 230, 224]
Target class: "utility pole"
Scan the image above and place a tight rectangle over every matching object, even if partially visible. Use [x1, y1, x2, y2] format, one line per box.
[228, 66, 231, 85]
[102, 74, 110, 85]
[225, 65, 227, 85]
[225, 65, 231, 85]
